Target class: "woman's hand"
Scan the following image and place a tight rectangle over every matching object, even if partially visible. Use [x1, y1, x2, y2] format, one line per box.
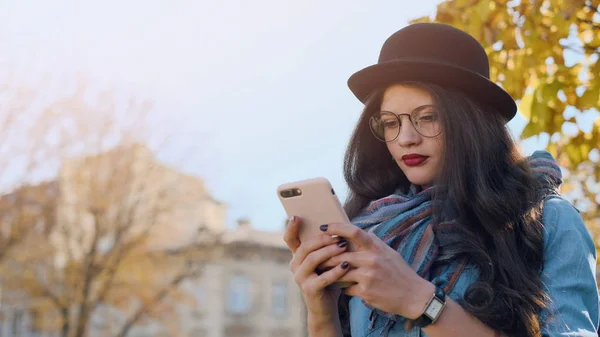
[283, 216, 352, 322]
[318, 222, 435, 320]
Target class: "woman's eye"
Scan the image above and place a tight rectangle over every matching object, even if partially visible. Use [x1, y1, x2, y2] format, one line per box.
[383, 120, 399, 128]
[418, 114, 438, 122]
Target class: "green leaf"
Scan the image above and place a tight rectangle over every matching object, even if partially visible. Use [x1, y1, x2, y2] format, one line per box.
[518, 90, 535, 120]
[521, 120, 542, 139]
[566, 145, 583, 166]
[578, 87, 600, 110]
[563, 134, 589, 166]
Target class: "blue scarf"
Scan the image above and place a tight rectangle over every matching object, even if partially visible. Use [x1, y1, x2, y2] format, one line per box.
[350, 150, 562, 333]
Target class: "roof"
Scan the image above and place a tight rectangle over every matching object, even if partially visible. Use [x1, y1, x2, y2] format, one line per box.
[221, 220, 288, 249]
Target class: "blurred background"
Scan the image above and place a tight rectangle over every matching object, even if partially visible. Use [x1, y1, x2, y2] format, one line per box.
[0, 0, 598, 336]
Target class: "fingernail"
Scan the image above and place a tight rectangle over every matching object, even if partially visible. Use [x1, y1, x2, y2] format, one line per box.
[337, 240, 347, 248]
[341, 261, 349, 269]
[288, 216, 297, 223]
[319, 224, 328, 231]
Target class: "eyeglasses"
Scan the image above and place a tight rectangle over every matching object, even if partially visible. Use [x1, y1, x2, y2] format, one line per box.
[369, 105, 442, 142]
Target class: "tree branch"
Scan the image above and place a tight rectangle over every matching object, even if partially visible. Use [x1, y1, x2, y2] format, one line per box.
[90, 232, 147, 312]
[584, 44, 600, 52]
[586, 3, 599, 14]
[73, 209, 103, 337]
[0, 232, 19, 262]
[113, 269, 197, 337]
[577, 18, 600, 28]
[38, 280, 67, 312]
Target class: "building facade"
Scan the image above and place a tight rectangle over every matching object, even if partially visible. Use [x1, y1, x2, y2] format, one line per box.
[124, 219, 306, 337]
[0, 144, 306, 337]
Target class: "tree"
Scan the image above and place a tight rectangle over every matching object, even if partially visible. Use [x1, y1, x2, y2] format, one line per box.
[412, 0, 600, 255]
[0, 79, 222, 337]
[0, 78, 55, 263]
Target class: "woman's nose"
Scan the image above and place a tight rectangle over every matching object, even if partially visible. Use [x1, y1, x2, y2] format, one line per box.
[395, 116, 421, 147]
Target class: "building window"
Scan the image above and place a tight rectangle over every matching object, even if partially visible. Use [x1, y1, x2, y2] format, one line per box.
[226, 274, 251, 314]
[194, 284, 205, 305]
[0, 311, 5, 337]
[11, 309, 24, 337]
[272, 280, 287, 317]
[28, 309, 41, 334]
[191, 284, 205, 318]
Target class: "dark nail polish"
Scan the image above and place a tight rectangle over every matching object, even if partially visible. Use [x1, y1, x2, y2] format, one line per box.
[341, 261, 349, 269]
[337, 240, 347, 248]
[319, 224, 328, 231]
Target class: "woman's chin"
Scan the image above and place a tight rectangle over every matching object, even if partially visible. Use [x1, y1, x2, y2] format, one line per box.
[399, 162, 437, 188]
[405, 175, 435, 188]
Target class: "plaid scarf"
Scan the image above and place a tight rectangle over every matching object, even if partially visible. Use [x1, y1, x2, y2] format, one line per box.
[351, 150, 562, 333]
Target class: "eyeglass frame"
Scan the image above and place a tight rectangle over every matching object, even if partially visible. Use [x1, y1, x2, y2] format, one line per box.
[368, 104, 442, 142]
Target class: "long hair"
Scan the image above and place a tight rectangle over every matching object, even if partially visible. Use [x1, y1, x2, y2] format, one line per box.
[340, 82, 549, 337]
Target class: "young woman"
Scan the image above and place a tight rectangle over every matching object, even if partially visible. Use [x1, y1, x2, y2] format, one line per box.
[283, 23, 599, 337]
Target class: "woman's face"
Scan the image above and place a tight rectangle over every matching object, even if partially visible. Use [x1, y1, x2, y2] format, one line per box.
[379, 84, 443, 188]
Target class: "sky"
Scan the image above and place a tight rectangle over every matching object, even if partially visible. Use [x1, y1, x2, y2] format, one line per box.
[0, 0, 590, 232]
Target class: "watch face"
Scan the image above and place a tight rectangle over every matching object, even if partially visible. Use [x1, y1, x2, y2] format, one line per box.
[425, 298, 444, 319]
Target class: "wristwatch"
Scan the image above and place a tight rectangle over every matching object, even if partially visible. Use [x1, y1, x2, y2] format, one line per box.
[413, 286, 446, 328]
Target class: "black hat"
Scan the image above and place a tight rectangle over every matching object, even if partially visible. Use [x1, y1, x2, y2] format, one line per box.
[348, 23, 517, 121]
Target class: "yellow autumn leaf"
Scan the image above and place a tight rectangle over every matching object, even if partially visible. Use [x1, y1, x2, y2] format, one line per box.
[518, 89, 535, 120]
[474, 0, 492, 20]
[565, 143, 583, 166]
[410, 16, 432, 24]
[578, 87, 600, 110]
[521, 120, 542, 139]
[546, 141, 559, 158]
[454, 0, 477, 7]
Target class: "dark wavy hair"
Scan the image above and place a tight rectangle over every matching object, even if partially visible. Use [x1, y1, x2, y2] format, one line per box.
[338, 82, 549, 337]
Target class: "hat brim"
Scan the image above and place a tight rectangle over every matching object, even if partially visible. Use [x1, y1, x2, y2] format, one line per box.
[347, 59, 517, 121]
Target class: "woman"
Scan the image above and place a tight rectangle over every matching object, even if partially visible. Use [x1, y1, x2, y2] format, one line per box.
[283, 23, 599, 337]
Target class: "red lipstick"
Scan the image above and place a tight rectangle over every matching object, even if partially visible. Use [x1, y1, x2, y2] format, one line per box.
[401, 154, 429, 166]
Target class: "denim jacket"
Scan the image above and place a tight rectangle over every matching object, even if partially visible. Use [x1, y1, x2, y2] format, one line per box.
[346, 195, 599, 337]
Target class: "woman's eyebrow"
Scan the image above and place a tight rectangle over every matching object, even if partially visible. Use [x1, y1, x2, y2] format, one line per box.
[379, 104, 435, 114]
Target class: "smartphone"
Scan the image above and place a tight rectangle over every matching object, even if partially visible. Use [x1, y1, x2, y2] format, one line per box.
[277, 177, 356, 288]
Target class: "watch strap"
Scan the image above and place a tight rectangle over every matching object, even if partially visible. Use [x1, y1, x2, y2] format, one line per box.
[413, 286, 446, 328]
